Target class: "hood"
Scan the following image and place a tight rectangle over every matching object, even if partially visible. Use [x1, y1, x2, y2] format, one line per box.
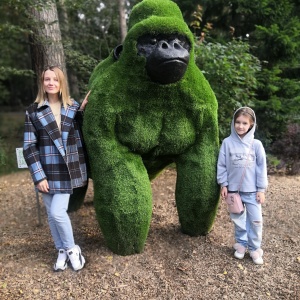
[230, 107, 256, 144]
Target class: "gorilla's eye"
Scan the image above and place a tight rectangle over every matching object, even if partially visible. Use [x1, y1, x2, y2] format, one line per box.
[150, 38, 157, 45]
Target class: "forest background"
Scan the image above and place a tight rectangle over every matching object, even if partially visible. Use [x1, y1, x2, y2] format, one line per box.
[0, 0, 300, 175]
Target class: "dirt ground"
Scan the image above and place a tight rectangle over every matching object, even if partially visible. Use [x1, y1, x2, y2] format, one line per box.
[0, 169, 299, 300]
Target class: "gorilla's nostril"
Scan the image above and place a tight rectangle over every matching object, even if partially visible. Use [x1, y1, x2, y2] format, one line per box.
[174, 43, 181, 50]
[161, 42, 169, 49]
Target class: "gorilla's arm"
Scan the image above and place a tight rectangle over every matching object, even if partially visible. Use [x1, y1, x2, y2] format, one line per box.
[83, 97, 153, 255]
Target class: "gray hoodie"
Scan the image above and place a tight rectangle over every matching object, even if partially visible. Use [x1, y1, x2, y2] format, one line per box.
[217, 107, 268, 192]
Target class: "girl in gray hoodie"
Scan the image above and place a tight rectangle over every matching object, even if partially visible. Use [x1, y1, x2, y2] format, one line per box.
[217, 107, 268, 265]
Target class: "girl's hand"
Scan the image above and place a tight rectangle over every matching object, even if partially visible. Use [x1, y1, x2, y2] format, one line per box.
[256, 192, 265, 204]
[36, 179, 49, 193]
[221, 186, 228, 199]
[80, 90, 91, 111]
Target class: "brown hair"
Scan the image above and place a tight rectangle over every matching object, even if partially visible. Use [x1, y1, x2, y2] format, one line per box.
[234, 107, 255, 128]
[35, 66, 72, 109]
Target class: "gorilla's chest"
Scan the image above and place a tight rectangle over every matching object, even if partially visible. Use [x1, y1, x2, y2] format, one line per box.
[116, 109, 197, 155]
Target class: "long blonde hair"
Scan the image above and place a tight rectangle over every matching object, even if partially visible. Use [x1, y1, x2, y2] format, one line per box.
[35, 66, 73, 108]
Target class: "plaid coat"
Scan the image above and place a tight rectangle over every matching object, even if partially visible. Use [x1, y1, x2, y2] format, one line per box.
[23, 99, 87, 194]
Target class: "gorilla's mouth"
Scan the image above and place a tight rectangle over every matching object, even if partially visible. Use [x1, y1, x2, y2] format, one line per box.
[158, 58, 188, 68]
[160, 58, 188, 65]
[146, 59, 188, 84]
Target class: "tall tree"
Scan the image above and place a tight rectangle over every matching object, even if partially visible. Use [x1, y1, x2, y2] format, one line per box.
[28, 0, 67, 85]
[118, 0, 127, 42]
[57, 0, 80, 99]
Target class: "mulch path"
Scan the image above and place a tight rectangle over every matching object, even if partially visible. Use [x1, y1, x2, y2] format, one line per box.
[0, 169, 299, 299]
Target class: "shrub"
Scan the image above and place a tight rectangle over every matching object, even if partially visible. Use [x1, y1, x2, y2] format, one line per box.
[271, 123, 300, 174]
[194, 40, 261, 141]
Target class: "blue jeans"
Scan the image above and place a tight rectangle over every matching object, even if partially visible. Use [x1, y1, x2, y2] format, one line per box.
[42, 193, 75, 250]
[230, 192, 263, 251]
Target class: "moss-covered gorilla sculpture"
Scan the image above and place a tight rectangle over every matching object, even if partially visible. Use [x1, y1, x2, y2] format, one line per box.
[83, 0, 220, 255]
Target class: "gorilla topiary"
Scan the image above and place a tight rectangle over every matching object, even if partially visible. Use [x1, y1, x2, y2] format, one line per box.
[83, 0, 220, 255]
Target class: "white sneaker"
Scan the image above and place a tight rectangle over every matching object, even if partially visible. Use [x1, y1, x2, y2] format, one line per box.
[250, 249, 264, 265]
[233, 243, 246, 259]
[54, 249, 69, 271]
[67, 245, 85, 271]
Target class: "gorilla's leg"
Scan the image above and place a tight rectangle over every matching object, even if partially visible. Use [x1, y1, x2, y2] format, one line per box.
[175, 145, 220, 236]
[93, 150, 152, 255]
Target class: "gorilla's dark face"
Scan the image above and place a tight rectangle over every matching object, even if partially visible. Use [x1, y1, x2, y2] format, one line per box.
[137, 34, 191, 84]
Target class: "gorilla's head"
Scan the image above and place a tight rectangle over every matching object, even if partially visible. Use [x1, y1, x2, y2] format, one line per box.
[113, 0, 194, 85]
[136, 33, 190, 84]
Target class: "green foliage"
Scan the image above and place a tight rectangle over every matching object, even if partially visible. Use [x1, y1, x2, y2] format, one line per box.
[194, 40, 261, 140]
[231, 0, 300, 148]
[184, 0, 300, 150]
[253, 18, 300, 65]
[62, 0, 120, 61]
[253, 65, 300, 148]
[84, 0, 220, 255]
[266, 154, 280, 169]
[0, 2, 34, 107]
[64, 46, 98, 95]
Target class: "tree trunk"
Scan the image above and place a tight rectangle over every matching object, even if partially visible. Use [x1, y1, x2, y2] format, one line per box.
[28, 0, 67, 87]
[118, 0, 127, 43]
[57, 0, 80, 99]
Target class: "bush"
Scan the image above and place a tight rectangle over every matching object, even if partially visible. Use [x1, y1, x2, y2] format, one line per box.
[271, 123, 300, 174]
[194, 40, 261, 141]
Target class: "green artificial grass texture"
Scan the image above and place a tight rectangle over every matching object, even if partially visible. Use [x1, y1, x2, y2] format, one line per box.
[83, 0, 220, 255]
